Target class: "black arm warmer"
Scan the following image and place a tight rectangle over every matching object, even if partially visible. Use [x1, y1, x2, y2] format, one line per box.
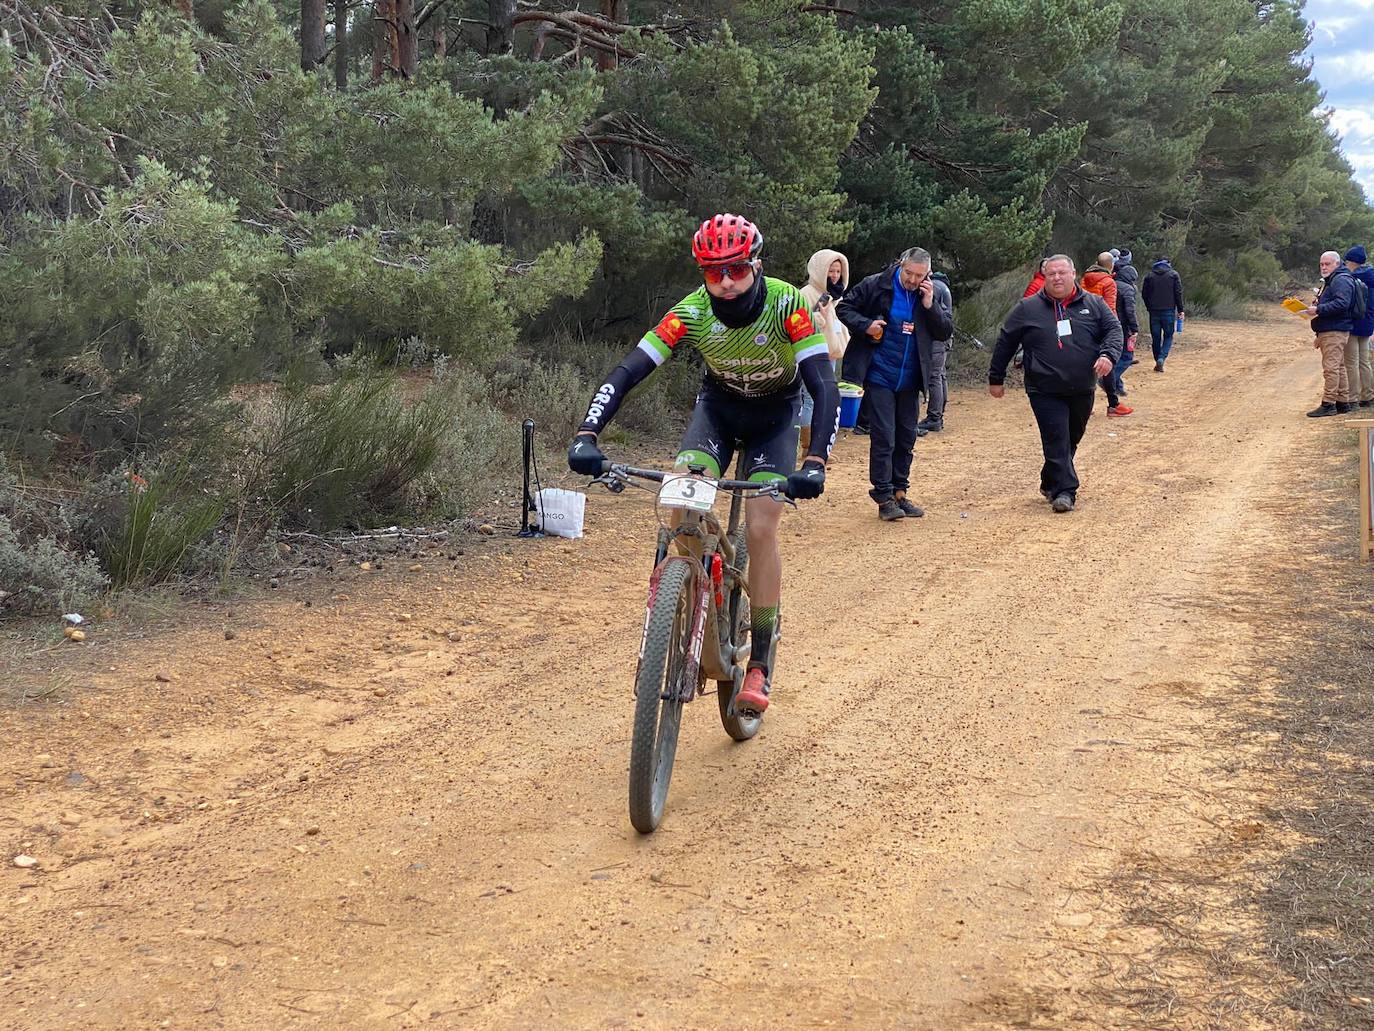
[577, 347, 658, 435]
[799, 354, 839, 462]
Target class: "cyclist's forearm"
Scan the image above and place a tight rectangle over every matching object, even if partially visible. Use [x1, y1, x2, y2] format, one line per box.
[577, 348, 657, 435]
[798, 354, 838, 462]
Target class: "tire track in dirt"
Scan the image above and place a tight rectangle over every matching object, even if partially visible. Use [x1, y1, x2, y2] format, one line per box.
[1, 310, 1331, 1028]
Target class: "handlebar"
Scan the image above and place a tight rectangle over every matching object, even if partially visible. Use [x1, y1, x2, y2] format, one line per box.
[595, 462, 796, 501]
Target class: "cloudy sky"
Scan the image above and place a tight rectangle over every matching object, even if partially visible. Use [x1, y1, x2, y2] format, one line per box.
[1307, 0, 1374, 202]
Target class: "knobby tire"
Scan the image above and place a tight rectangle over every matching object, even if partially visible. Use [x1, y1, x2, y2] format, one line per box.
[628, 561, 694, 834]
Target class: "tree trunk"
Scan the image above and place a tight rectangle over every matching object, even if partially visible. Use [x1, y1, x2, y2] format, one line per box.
[433, 19, 447, 60]
[334, 0, 348, 89]
[597, 1, 627, 70]
[487, 0, 516, 55]
[372, 0, 416, 81]
[302, 0, 328, 71]
[396, 0, 416, 77]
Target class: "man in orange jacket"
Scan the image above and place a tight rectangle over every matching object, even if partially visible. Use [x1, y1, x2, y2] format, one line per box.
[1081, 252, 1118, 313]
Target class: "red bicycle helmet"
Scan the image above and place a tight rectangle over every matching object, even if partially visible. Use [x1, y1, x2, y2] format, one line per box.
[692, 213, 763, 265]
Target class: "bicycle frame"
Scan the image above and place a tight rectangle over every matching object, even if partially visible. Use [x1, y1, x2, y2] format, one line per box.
[600, 464, 775, 703]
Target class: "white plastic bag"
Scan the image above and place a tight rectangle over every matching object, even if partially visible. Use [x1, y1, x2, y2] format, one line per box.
[534, 488, 586, 539]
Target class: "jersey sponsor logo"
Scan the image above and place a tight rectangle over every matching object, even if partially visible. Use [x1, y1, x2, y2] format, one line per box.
[584, 382, 615, 426]
[710, 321, 725, 334]
[715, 366, 786, 389]
[785, 308, 815, 342]
[717, 356, 776, 367]
[653, 312, 689, 348]
[754, 333, 769, 346]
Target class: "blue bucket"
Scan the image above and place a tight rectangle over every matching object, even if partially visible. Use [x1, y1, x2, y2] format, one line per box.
[838, 385, 863, 428]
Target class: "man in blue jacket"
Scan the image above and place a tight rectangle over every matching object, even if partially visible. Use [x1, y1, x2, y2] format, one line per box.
[1304, 250, 1359, 417]
[838, 247, 954, 521]
[1344, 246, 1374, 408]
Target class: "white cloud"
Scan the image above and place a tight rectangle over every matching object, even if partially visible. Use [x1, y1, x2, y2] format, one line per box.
[1316, 51, 1374, 86]
[1329, 107, 1374, 145]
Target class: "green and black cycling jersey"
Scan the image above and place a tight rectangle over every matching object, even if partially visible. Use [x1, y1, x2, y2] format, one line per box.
[578, 277, 839, 470]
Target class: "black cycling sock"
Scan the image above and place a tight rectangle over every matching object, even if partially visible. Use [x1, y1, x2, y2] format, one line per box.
[749, 605, 777, 674]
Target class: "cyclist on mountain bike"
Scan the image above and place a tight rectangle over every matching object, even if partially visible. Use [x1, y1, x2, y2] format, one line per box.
[568, 213, 839, 715]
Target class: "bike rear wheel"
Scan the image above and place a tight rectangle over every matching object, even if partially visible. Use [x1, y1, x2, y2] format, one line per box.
[629, 561, 695, 834]
[717, 527, 763, 742]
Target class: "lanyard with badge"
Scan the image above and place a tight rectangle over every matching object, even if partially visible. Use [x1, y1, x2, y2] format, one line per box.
[901, 281, 917, 337]
[1054, 299, 1071, 349]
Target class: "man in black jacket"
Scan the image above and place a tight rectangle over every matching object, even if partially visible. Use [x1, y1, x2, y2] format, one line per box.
[838, 247, 954, 521]
[1140, 258, 1185, 372]
[988, 255, 1123, 513]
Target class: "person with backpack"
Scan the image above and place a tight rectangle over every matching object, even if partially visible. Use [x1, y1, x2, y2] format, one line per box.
[1343, 246, 1374, 408]
[1303, 250, 1361, 417]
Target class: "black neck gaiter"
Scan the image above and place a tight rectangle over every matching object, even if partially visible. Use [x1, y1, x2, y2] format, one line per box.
[709, 273, 767, 328]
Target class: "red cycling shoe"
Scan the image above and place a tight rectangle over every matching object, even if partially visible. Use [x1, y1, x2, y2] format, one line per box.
[1107, 404, 1133, 417]
[735, 667, 771, 715]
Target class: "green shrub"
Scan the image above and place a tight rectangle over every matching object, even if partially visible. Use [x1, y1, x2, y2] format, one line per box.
[0, 459, 109, 616]
[413, 367, 520, 520]
[98, 470, 225, 589]
[0, 514, 108, 616]
[948, 269, 1028, 383]
[260, 371, 450, 528]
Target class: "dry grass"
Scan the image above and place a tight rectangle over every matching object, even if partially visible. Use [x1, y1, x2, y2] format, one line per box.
[1068, 445, 1374, 1027]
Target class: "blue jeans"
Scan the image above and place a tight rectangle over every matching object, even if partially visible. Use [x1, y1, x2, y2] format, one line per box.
[1149, 309, 1176, 364]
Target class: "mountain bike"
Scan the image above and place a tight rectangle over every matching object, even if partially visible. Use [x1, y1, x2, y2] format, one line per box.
[593, 458, 792, 834]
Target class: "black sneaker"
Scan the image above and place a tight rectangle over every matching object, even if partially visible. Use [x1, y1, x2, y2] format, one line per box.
[914, 425, 929, 438]
[1307, 403, 1338, 418]
[894, 495, 924, 517]
[1051, 493, 1075, 513]
[853, 424, 870, 436]
[1337, 401, 1357, 414]
[877, 498, 905, 521]
[917, 416, 944, 433]
[1117, 386, 1127, 397]
[1361, 400, 1374, 408]
[1039, 487, 1053, 501]
[1153, 361, 1164, 373]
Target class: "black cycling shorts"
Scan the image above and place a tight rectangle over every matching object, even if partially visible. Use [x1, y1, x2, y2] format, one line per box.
[676, 379, 800, 483]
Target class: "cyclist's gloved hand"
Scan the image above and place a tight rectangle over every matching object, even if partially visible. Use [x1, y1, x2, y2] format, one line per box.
[786, 462, 825, 500]
[568, 434, 607, 476]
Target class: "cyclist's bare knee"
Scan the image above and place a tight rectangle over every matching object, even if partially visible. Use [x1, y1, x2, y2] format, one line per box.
[745, 491, 784, 544]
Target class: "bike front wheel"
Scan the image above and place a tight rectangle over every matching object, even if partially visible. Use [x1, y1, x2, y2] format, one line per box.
[629, 560, 695, 834]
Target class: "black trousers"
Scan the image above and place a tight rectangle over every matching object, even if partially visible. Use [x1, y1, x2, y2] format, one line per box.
[865, 383, 921, 502]
[1028, 391, 1094, 500]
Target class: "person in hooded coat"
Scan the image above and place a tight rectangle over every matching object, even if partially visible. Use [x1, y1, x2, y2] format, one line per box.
[798, 249, 851, 458]
[1140, 258, 1185, 372]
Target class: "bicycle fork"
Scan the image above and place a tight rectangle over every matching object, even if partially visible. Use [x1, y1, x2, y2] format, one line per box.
[635, 556, 711, 703]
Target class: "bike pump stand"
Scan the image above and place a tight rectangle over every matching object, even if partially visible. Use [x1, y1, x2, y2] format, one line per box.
[517, 418, 543, 538]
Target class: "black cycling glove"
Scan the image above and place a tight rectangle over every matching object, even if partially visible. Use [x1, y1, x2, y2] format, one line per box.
[568, 435, 607, 476]
[786, 463, 825, 500]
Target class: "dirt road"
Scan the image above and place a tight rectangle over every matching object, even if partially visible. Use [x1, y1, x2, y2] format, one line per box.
[1, 310, 1352, 1028]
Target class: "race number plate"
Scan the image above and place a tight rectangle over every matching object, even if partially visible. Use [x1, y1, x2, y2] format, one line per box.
[658, 474, 718, 512]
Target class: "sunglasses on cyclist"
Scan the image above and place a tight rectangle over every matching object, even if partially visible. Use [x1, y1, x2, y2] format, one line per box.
[698, 261, 756, 285]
